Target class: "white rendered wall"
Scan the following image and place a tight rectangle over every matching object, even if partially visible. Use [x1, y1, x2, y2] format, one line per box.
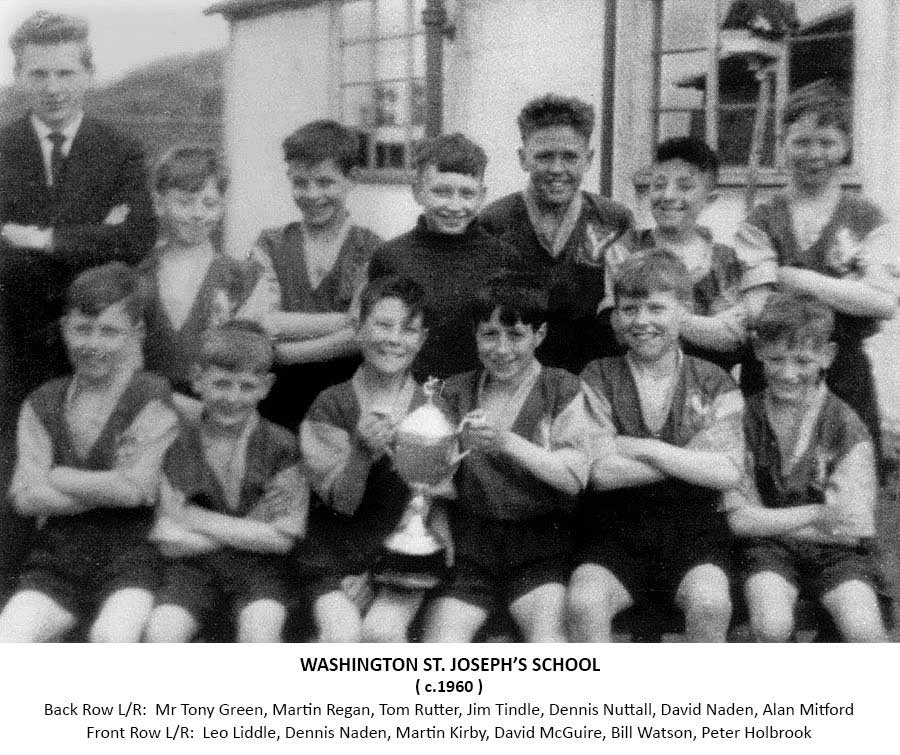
[442, 0, 607, 202]
[222, 4, 335, 256]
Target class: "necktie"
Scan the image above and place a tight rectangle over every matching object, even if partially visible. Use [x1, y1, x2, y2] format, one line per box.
[48, 131, 66, 188]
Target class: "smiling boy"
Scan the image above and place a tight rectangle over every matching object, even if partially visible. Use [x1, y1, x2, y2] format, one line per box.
[727, 293, 887, 642]
[251, 120, 382, 429]
[369, 133, 524, 380]
[299, 276, 450, 642]
[145, 321, 306, 643]
[0, 263, 177, 642]
[423, 275, 599, 643]
[601, 138, 748, 372]
[480, 94, 633, 372]
[568, 251, 744, 642]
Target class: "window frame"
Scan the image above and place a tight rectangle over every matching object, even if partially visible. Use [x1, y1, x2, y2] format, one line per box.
[337, 0, 427, 184]
[651, 0, 859, 188]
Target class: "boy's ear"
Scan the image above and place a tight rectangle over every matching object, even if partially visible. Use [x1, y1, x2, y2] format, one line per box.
[151, 191, 163, 216]
[189, 363, 204, 394]
[819, 340, 837, 370]
[411, 175, 424, 205]
[416, 327, 430, 350]
[517, 146, 527, 171]
[534, 322, 548, 348]
[261, 372, 276, 394]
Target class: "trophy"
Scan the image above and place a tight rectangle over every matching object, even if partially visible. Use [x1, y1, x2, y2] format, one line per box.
[374, 378, 465, 590]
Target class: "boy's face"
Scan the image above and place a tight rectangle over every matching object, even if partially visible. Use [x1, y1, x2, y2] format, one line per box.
[616, 291, 685, 363]
[413, 165, 485, 235]
[475, 308, 546, 385]
[756, 338, 835, 405]
[287, 159, 352, 228]
[62, 301, 142, 383]
[154, 177, 224, 247]
[16, 41, 91, 131]
[782, 113, 849, 192]
[649, 158, 713, 236]
[193, 366, 273, 432]
[357, 297, 427, 378]
[518, 125, 593, 210]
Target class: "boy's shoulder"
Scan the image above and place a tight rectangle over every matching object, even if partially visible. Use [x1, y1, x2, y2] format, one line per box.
[480, 192, 528, 229]
[304, 378, 361, 426]
[345, 224, 383, 250]
[254, 221, 305, 251]
[581, 191, 634, 230]
[681, 354, 739, 394]
[579, 355, 627, 389]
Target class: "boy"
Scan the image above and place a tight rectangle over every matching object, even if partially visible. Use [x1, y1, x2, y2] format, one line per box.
[142, 145, 271, 397]
[368, 133, 524, 380]
[423, 275, 597, 643]
[299, 276, 448, 642]
[568, 252, 744, 642]
[736, 80, 898, 462]
[727, 293, 887, 642]
[0, 263, 178, 642]
[145, 321, 306, 643]
[480, 94, 633, 372]
[252, 120, 382, 430]
[602, 138, 749, 372]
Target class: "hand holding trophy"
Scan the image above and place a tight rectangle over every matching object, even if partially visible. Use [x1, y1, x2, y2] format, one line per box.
[374, 378, 467, 589]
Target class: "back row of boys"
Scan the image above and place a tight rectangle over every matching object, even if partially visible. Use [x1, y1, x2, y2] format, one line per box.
[2, 15, 897, 642]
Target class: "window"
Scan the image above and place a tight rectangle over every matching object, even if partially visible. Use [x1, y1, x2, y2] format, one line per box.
[339, 0, 427, 179]
[654, 0, 855, 180]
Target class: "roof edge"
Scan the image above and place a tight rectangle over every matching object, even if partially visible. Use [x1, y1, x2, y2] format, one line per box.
[205, 0, 329, 21]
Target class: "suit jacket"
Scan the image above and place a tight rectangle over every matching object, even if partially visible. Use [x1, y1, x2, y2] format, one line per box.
[0, 115, 157, 430]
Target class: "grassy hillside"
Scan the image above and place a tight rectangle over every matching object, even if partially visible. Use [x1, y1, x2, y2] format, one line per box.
[0, 48, 223, 160]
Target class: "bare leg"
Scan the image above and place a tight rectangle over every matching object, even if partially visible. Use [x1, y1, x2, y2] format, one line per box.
[423, 596, 488, 643]
[509, 582, 567, 642]
[565, 564, 632, 642]
[744, 571, 798, 642]
[89, 587, 155, 643]
[821, 579, 888, 642]
[237, 598, 287, 643]
[314, 590, 362, 643]
[361, 587, 425, 642]
[675, 563, 732, 642]
[144, 604, 201, 643]
[0, 590, 77, 642]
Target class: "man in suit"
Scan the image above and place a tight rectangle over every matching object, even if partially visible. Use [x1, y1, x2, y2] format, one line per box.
[0, 11, 157, 590]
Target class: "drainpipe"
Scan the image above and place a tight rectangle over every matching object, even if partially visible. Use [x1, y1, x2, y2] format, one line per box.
[599, 0, 618, 197]
[422, 0, 452, 137]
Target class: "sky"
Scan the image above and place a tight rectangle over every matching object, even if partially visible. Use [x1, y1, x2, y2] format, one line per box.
[0, 0, 229, 86]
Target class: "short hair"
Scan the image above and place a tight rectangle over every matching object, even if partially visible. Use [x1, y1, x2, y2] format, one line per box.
[517, 93, 595, 141]
[197, 320, 275, 374]
[655, 137, 719, 181]
[282, 120, 362, 175]
[753, 292, 835, 349]
[10, 11, 93, 72]
[153, 145, 227, 194]
[358, 275, 428, 327]
[471, 272, 549, 329]
[782, 80, 851, 134]
[412, 133, 487, 179]
[66, 262, 145, 324]
[613, 250, 693, 304]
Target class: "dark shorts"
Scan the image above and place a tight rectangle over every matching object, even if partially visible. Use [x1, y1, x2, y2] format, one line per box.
[741, 538, 881, 598]
[441, 511, 573, 611]
[156, 550, 289, 621]
[576, 491, 731, 603]
[17, 533, 160, 617]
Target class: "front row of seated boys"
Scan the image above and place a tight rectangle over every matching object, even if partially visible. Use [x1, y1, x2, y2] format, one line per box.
[0, 252, 888, 642]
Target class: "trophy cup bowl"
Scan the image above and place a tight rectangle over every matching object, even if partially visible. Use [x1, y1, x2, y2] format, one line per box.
[374, 394, 459, 590]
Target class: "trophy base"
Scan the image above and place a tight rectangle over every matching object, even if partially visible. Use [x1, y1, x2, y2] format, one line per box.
[372, 550, 448, 591]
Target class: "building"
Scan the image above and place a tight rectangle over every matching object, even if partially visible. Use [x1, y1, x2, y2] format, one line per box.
[207, 0, 900, 421]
